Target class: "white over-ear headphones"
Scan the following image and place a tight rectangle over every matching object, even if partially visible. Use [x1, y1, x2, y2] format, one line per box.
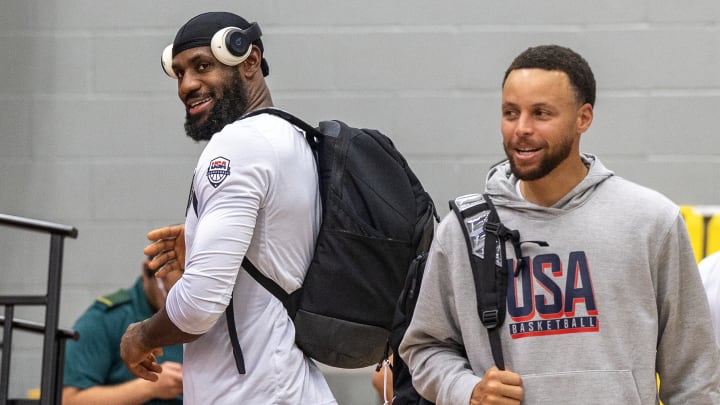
[161, 22, 262, 79]
[161, 44, 176, 78]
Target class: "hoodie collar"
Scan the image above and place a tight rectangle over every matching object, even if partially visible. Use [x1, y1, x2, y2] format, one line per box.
[485, 153, 614, 214]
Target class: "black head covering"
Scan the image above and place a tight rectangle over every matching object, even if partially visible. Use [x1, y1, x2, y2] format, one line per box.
[172, 11, 269, 76]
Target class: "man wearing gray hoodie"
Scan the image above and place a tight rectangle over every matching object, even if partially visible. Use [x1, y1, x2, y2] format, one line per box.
[400, 45, 720, 404]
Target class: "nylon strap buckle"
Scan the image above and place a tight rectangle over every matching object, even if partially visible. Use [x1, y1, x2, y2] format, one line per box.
[484, 221, 501, 236]
[481, 309, 500, 329]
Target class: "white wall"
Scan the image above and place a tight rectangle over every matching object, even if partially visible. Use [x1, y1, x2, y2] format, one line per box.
[2, 0, 720, 402]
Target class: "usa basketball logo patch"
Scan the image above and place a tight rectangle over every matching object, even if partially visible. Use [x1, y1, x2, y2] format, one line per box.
[207, 157, 231, 188]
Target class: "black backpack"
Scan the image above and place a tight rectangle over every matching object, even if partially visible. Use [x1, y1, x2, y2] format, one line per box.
[388, 193, 544, 404]
[221, 108, 438, 374]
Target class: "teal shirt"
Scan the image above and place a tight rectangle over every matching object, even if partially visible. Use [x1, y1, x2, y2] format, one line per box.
[63, 277, 183, 404]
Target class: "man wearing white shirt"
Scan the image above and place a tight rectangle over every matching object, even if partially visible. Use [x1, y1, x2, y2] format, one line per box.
[120, 11, 336, 405]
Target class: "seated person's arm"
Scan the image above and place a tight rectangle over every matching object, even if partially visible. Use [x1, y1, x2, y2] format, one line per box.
[62, 361, 182, 405]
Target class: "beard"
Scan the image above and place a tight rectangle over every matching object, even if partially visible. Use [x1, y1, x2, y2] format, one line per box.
[505, 135, 574, 181]
[184, 70, 250, 142]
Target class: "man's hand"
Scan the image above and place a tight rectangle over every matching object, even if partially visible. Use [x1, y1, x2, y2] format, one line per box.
[120, 321, 164, 381]
[144, 224, 185, 278]
[149, 361, 183, 399]
[469, 366, 523, 405]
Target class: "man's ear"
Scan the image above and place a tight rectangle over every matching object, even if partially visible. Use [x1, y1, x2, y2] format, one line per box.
[577, 103, 594, 134]
[239, 45, 262, 78]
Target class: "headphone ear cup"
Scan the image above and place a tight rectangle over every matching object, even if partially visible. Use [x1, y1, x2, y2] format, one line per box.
[210, 27, 253, 66]
[161, 44, 177, 79]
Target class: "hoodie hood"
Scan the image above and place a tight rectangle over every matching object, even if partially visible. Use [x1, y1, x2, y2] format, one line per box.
[484, 153, 614, 216]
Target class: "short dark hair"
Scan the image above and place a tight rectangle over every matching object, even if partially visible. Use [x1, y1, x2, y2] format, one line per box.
[502, 45, 596, 107]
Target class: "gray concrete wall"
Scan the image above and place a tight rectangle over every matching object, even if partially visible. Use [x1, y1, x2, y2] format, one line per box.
[2, 1, 720, 403]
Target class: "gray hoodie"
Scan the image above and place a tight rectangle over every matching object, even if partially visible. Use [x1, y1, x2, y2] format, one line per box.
[400, 154, 720, 404]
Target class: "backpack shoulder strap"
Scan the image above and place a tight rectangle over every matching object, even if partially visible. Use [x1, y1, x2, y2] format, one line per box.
[225, 297, 246, 374]
[241, 258, 291, 303]
[449, 193, 511, 370]
[226, 258, 296, 375]
[242, 107, 323, 147]
[221, 108, 316, 375]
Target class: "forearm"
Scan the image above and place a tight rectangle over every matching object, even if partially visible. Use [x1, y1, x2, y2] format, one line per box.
[62, 379, 157, 405]
[401, 339, 480, 405]
[140, 306, 200, 348]
[121, 308, 195, 381]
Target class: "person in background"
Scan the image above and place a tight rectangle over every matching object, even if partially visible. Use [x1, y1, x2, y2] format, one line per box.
[699, 251, 720, 345]
[120, 11, 336, 404]
[400, 44, 720, 404]
[63, 259, 183, 405]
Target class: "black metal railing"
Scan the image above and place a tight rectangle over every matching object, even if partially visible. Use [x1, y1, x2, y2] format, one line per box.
[0, 213, 78, 405]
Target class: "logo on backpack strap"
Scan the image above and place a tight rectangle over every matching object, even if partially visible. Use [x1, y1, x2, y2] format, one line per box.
[207, 156, 231, 188]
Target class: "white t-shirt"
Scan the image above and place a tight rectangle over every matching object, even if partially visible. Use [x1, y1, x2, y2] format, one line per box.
[165, 112, 336, 404]
[699, 251, 720, 345]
